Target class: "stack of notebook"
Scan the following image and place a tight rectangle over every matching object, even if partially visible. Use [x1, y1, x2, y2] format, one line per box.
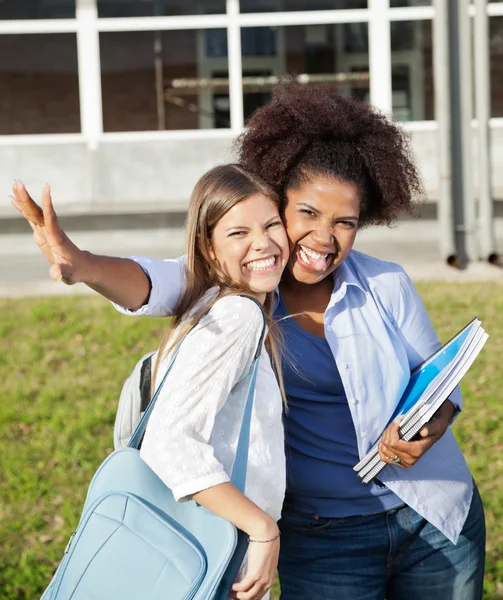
[354, 318, 488, 484]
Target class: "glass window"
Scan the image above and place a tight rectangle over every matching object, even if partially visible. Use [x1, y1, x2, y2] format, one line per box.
[97, 0, 225, 18]
[0, 0, 75, 19]
[390, 1, 431, 7]
[240, 0, 367, 13]
[0, 34, 80, 134]
[100, 29, 229, 131]
[391, 20, 433, 121]
[238, 24, 370, 121]
[490, 17, 503, 117]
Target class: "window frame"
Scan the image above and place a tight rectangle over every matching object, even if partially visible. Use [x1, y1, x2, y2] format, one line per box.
[1, 0, 502, 147]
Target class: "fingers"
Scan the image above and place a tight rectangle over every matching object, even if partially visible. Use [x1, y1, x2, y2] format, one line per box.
[10, 195, 23, 214]
[379, 432, 439, 468]
[49, 263, 73, 285]
[231, 577, 271, 600]
[12, 180, 44, 225]
[377, 442, 409, 468]
[419, 420, 437, 439]
[41, 184, 57, 228]
[379, 418, 419, 467]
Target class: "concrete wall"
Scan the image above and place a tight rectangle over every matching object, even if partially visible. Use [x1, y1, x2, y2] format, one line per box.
[2, 126, 503, 218]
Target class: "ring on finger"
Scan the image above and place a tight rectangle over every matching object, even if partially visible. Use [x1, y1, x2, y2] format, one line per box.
[389, 454, 402, 465]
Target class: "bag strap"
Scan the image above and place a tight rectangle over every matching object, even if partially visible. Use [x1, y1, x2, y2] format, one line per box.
[128, 295, 267, 495]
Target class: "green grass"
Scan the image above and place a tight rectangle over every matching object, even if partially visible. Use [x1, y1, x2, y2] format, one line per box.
[0, 282, 502, 599]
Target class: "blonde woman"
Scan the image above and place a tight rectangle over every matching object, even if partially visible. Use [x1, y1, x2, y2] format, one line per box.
[13, 165, 289, 600]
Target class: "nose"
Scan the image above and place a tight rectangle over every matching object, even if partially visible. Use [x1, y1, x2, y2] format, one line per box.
[311, 223, 334, 247]
[251, 230, 270, 251]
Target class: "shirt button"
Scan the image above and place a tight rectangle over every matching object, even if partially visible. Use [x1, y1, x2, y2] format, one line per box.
[361, 431, 367, 438]
[349, 398, 357, 405]
[326, 325, 332, 332]
[342, 363, 349, 369]
[419, 503, 425, 511]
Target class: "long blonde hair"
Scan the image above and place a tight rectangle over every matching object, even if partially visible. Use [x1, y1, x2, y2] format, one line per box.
[152, 163, 286, 401]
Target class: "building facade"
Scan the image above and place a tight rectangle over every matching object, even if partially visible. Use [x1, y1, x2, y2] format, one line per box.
[1, 0, 502, 231]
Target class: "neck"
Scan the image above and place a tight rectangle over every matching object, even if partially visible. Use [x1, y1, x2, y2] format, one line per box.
[279, 269, 334, 299]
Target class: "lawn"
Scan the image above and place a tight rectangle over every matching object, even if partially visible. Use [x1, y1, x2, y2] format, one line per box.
[0, 281, 502, 599]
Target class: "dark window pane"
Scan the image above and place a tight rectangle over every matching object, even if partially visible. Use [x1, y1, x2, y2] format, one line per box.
[100, 29, 229, 131]
[0, 34, 80, 134]
[391, 20, 433, 120]
[491, 17, 503, 117]
[97, 0, 225, 18]
[240, 0, 367, 12]
[0, 0, 76, 20]
[390, 1, 431, 6]
[240, 24, 370, 121]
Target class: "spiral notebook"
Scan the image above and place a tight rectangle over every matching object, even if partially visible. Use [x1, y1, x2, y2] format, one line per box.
[354, 318, 488, 484]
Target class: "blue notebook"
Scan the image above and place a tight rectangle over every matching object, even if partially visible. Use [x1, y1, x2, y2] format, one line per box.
[387, 318, 477, 425]
[354, 317, 487, 483]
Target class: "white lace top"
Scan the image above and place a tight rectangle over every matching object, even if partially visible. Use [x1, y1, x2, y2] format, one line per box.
[140, 294, 286, 525]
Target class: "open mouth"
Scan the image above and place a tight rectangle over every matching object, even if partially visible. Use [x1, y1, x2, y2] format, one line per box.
[296, 244, 334, 272]
[243, 255, 279, 273]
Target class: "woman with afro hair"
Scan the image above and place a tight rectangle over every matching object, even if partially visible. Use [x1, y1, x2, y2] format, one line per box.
[13, 84, 485, 600]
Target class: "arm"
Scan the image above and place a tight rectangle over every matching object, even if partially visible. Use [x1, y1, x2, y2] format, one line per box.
[140, 296, 278, 599]
[11, 181, 181, 313]
[378, 269, 458, 468]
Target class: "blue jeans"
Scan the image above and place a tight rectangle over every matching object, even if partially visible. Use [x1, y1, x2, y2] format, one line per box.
[278, 485, 485, 600]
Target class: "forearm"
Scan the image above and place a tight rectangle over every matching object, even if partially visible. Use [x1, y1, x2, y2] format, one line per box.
[192, 483, 278, 539]
[81, 252, 151, 310]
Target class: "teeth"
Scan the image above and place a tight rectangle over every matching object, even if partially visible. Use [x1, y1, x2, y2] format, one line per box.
[245, 256, 276, 271]
[299, 245, 328, 262]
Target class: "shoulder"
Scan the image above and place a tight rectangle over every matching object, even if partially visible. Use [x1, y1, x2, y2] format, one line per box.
[346, 250, 410, 287]
[346, 250, 406, 279]
[202, 294, 265, 330]
[343, 250, 413, 311]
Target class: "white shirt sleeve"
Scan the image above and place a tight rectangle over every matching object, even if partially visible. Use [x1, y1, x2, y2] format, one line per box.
[112, 255, 187, 317]
[394, 268, 463, 413]
[140, 295, 265, 502]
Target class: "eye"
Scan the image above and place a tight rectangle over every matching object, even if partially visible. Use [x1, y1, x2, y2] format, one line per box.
[266, 220, 282, 229]
[300, 209, 316, 217]
[338, 220, 357, 229]
[228, 230, 247, 237]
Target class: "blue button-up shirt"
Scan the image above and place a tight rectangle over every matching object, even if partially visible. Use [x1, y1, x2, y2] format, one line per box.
[115, 250, 473, 544]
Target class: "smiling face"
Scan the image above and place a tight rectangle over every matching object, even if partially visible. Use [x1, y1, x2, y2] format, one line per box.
[282, 176, 361, 286]
[210, 193, 289, 302]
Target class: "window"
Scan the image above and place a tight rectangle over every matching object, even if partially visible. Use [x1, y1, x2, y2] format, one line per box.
[240, 0, 367, 12]
[97, 0, 225, 18]
[0, 34, 80, 134]
[390, 20, 433, 121]
[490, 16, 503, 117]
[237, 24, 370, 121]
[100, 29, 229, 131]
[390, 0, 431, 7]
[0, 0, 76, 20]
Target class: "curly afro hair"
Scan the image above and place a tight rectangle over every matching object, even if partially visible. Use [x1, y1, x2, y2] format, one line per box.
[235, 83, 423, 227]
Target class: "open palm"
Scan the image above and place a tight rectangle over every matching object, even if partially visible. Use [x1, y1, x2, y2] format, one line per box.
[11, 181, 84, 284]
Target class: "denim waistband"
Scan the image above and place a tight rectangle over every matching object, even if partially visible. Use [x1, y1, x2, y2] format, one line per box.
[283, 500, 407, 520]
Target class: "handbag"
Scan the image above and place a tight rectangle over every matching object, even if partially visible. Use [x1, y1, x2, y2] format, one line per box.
[41, 296, 266, 600]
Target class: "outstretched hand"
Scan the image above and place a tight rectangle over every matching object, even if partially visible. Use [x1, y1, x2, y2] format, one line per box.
[378, 399, 455, 468]
[11, 181, 87, 285]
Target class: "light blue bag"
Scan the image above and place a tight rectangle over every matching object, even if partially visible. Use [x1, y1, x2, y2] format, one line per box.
[41, 297, 266, 600]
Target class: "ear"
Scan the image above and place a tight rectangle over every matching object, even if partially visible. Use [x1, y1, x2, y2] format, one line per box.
[209, 245, 216, 261]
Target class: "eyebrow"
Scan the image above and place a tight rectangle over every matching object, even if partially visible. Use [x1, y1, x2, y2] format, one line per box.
[225, 214, 279, 232]
[298, 202, 359, 221]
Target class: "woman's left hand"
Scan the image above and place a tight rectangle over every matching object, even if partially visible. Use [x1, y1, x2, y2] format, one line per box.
[377, 400, 455, 468]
